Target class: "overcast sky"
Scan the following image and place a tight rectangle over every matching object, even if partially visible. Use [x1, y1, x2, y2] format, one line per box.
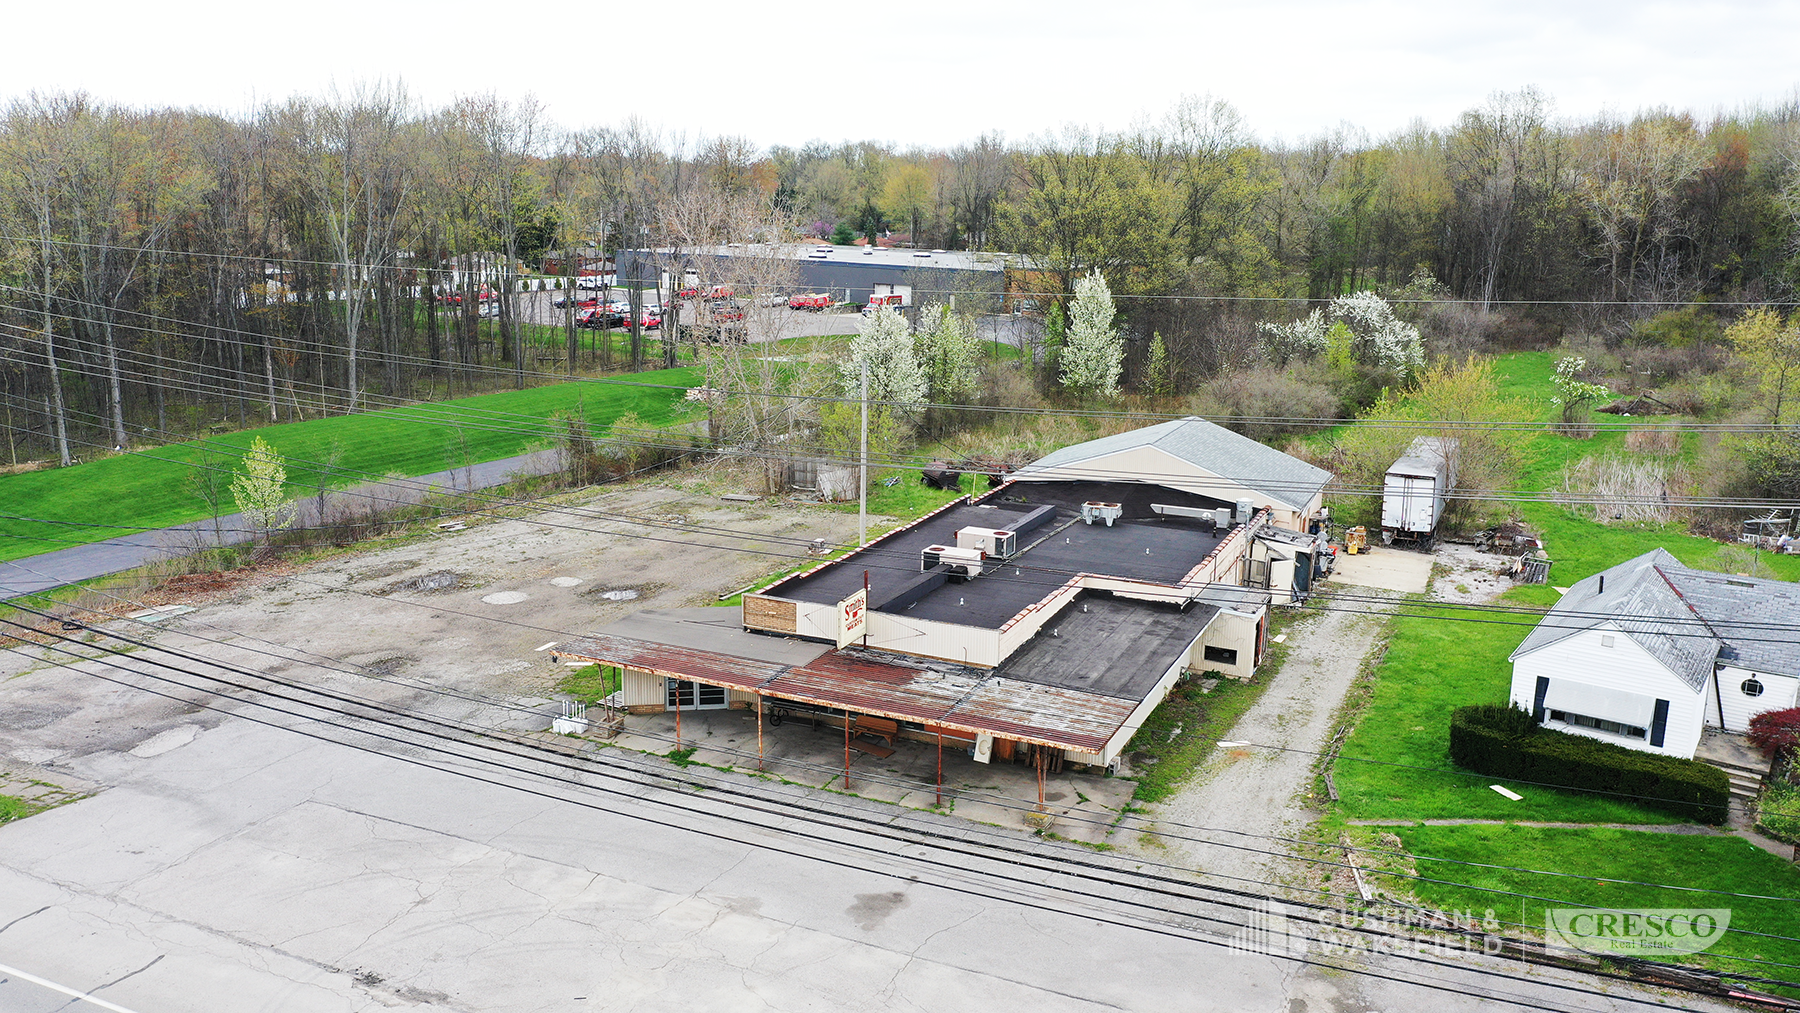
[6, 0, 1797, 149]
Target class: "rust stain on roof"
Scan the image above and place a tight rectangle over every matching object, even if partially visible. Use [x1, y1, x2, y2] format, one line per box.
[557, 632, 1135, 753]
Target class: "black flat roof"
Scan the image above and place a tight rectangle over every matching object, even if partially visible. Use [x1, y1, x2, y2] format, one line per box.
[771, 482, 1235, 630]
[996, 593, 1220, 699]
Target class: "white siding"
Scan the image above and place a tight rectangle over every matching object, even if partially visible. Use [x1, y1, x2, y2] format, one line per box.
[1192, 610, 1260, 680]
[1715, 665, 1800, 733]
[621, 666, 665, 708]
[794, 600, 838, 642]
[864, 612, 1001, 667]
[1098, 638, 1199, 763]
[1509, 625, 1706, 758]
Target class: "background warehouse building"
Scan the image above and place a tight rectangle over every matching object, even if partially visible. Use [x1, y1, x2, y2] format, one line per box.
[614, 243, 1016, 308]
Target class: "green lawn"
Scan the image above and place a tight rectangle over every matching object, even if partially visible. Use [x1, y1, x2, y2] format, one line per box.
[1332, 604, 1676, 824]
[1386, 824, 1800, 987]
[0, 366, 703, 562]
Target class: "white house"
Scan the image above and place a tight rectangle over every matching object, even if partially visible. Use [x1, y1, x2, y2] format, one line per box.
[1507, 549, 1800, 759]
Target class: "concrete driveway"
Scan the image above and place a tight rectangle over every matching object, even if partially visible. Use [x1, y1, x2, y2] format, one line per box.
[1329, 546, 1434, 594]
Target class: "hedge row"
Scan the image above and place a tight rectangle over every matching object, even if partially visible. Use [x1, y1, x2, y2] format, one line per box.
[1449, 704, 1731, 824]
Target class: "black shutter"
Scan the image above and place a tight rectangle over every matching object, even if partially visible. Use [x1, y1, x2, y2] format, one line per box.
[1532, 677, 1550, 722]
[1650, 699, 1670, 747]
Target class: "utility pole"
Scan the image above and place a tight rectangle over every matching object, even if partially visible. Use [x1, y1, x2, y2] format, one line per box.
[867, 358, 874, 546]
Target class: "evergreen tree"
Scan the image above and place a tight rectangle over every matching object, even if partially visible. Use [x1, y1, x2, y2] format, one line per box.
[1143, 332, 1174, 397]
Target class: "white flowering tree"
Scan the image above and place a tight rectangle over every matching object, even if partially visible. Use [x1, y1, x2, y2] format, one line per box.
[1258, 291, 1423, 374]
[915, 303, 984, 404]
[1059, 269, 1123, 398]
[1549, 356, 1613, 426]
[1258, 307, 1329, 362]
[230, 436, 296, 542]
[841, 305, 927, 415]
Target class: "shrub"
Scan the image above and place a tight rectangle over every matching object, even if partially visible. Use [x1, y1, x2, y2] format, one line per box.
[1759, 778, 1800, 843]
[1188, 366, 1343, 442]
[1748, 707, 1800, 759]
[1449, 704, 1731, 824]
[1631, 306, 1724, 348]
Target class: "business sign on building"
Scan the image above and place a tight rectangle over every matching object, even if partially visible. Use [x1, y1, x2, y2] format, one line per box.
[836, 588, 868, 649]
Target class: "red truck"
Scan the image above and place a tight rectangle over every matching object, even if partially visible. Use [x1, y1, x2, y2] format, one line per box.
[788, 292, 831, 311]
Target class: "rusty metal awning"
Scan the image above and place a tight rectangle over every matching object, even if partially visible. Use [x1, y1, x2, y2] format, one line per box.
[556, 633, 1136, 754]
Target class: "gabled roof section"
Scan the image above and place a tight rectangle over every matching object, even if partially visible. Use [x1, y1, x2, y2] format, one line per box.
[1509, 549, 1718, 692]
[1010, 416, 1332, 512]
[1659, 565, 1800, 677]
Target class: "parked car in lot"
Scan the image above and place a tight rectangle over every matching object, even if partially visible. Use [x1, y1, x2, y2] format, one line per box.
[438, 287, 495, 306]
[711, 301, 746, 323]
[577, 306, 626, 329]
[575, 275, 607, 290]
[756, 291, 787, 307]
[788, 292, 831, 311]
[637, 308, 663, 329]
[552, 294, 599, 309]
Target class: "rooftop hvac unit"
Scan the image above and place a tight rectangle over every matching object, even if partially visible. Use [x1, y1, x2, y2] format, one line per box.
[922, 544, 985, 576]
[1214, 507, 1232, 529]
[955, 526, 1017, 558]
[1081, 501, 1124, 527]
[1235, 498, 1255, 524]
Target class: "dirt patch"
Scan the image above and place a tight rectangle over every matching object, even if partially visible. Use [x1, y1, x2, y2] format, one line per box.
[1429, 543, 1520, 604]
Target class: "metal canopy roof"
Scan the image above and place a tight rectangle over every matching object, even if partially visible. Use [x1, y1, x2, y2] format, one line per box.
[556, 630, 1144, 753]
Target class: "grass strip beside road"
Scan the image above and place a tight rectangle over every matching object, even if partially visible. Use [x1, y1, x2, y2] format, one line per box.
[0, 367, 702, 562]
[1379, 823, 1800, 992]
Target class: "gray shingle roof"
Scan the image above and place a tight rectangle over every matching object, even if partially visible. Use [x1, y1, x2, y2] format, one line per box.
[1509, 548, 1800, 691]
[1011, 417, 1333, 512]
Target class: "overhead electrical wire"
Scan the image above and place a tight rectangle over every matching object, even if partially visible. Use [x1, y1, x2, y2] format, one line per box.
[8, 287, 1800, 436]
[4, 230, 1799, 309]
[6, 619, 1794, 1006]
[7, 581, 1798, 914]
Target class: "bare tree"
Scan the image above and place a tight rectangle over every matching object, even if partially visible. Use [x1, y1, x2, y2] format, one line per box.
[265, 84, 414, 411]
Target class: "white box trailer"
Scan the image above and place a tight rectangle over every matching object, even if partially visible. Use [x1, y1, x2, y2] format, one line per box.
[1381, 437, 1458, 544]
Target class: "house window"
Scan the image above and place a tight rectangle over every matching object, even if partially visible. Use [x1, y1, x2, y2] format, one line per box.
[1548, 709, 1647, 740]
[1742, 678, 1765, 698]
[1204, 645, 1238, 665]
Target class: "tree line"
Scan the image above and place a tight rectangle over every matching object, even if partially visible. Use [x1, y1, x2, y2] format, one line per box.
[5, 84, 1800, 467]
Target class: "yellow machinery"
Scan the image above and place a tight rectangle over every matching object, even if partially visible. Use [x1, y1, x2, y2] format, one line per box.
[1345, 526, 1368, 555]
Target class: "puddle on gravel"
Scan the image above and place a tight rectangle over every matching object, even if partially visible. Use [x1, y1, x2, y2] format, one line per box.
[377, 571, 467, 595]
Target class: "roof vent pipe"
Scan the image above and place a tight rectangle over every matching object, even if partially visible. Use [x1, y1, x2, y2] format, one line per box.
[1598, 575, 1605, 593]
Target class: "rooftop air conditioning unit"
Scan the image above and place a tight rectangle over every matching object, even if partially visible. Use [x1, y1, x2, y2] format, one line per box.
[1235, 498, 1255, 524]
[955, 526, 1017, 558]
[1214, 507, 1232, 529]
[922, 544, 984, 577]
[1081, 501, 1123, 527]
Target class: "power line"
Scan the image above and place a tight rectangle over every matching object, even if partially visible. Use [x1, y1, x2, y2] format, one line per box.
[6, 620, 1793, 1003]
[5, 231, 1799, 309]
[8, 286, 1799, 435]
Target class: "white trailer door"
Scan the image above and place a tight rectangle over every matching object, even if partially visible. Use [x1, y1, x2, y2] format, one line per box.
[1383, 474, 1437, 533]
